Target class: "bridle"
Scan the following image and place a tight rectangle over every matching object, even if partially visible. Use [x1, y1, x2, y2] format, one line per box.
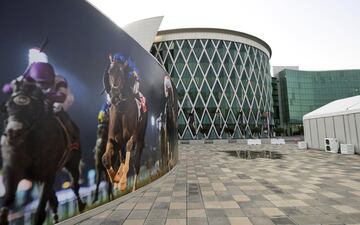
[4, 91, 43, 146]
[108, 62, 133, 108]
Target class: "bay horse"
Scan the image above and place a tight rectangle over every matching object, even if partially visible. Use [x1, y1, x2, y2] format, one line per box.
[0, 81, 85, 225]
[102, 59, 148, 192]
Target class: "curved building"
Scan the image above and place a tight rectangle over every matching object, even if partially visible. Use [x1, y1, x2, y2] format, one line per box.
[151, 28, 273, 139]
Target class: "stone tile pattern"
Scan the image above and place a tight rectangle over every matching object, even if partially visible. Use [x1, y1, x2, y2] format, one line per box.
[78, 144, 360, 225]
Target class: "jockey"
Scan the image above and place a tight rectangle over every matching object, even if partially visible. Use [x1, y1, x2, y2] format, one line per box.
[2, 59, 79, 150]
[108, 53, 147, 114]
[164, 74, 172, 98]
[164, 74, 174, 107]
[2, 62, 67, 109]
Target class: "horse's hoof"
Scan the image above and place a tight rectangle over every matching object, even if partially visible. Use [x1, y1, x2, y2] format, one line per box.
[78, 201, 86, 212]
[116, 182, 122, 190]
[0, 208, 9, 225]
[120, 178, 127, 191]
[53, 214, 59, 224]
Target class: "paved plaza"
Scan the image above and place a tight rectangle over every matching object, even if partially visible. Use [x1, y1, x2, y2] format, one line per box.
[74, 143, 360, 225]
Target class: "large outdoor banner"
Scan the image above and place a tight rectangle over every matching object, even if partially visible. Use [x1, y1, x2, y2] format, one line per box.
[0, 0, 178, 224]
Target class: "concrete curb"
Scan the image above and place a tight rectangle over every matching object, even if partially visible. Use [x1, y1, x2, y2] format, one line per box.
[58, 164, 178, 225]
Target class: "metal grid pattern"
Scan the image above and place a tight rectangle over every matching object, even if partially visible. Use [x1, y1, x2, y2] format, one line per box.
[151, 39, 272, 139]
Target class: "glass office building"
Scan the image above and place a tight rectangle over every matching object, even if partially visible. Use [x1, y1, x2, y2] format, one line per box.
[277, 69, 360, 134]
[151, 28, 273, 139]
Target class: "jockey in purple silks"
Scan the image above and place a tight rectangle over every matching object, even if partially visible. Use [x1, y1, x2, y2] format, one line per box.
[2, 61, 79, 150]
[2, 62, 69, 110]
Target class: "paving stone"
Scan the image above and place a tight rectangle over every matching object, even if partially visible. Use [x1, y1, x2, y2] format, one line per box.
[127, 210, 150, 219]
[251, 216, 278, 225]
[205, 209, 226, 218]
[187, 217, 209, 225]
[144, 219, 166, 225]
[207, 216, 231, 225]
[147, 209, 168, 219]
[224, 208, 245, 217]
[122, 219, 145, 225]
[228, 217, 253, 225]
[165, 218, 186, 225]
[167, 209, 186, 219]
[270, 217, 295, 225]
[187, 209, 206, 218]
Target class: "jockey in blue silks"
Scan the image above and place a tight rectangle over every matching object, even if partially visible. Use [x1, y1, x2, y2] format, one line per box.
[104, 53, 147, 114]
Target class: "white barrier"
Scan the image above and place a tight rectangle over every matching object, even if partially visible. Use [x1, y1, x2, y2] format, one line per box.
[340, 144, 354, 154]
[271, 138, 285, 145]
[298, 141, 307, 150]
[247, 139, 261, 145]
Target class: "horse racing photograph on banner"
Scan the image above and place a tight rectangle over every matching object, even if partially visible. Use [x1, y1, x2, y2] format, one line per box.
[0, 0, 178, 224]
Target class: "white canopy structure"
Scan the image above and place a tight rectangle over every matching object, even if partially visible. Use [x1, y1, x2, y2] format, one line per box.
[303, 95, 360, 153]
[122, 16, 163, 51]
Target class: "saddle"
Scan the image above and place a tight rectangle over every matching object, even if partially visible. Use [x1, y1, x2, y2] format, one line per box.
[114, 94, 147, 119]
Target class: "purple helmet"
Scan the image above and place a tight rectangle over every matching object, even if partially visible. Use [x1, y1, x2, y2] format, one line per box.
[28, 62, 55, 84]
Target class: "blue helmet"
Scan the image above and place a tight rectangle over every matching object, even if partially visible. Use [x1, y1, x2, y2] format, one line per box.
[113, 53, 127, 64]
[112, 53, 140, 78]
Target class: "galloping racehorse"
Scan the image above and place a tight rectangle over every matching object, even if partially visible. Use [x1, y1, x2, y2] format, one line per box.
[0, 81, 85, 225]
[102, 57, 148, 191]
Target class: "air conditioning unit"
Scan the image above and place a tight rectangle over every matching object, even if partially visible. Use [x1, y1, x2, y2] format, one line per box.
[324, 138, 339, 153]
[340, 144, 354, 155]
[298, 141, 307, 149]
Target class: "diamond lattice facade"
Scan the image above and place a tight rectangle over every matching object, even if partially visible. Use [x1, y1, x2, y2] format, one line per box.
[151, 28, 273, 139]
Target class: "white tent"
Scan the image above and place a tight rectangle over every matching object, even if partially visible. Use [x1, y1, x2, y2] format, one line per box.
[303, 95, 360, 153]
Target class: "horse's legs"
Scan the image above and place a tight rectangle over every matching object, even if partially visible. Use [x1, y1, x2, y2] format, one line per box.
[49, 190, 59, 223]
[0, 167, 23, 225]
[34, 178, 54, 225]
[93, 150, 103, 203]
[102, 139, 117, 182]
[132, 139, 145, 192]
[65, 160, 86, 212]
[106, 174, 114, 201]
[102, 106, 118, 182]
[119, 136, 134, 191]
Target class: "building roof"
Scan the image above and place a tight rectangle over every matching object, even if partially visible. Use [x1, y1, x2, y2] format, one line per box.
[155, 28, 272, 58]
[303, 95, 360, 120]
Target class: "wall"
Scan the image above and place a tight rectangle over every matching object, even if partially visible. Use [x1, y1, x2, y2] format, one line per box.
[0, 0, 178, 223]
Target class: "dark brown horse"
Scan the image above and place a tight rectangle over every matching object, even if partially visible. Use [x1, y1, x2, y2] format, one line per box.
[0, 81, 85, 225]
[102, 59, 147, 191]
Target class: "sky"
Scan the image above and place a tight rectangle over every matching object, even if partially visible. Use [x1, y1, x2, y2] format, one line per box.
[88, 0, 360, 72]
